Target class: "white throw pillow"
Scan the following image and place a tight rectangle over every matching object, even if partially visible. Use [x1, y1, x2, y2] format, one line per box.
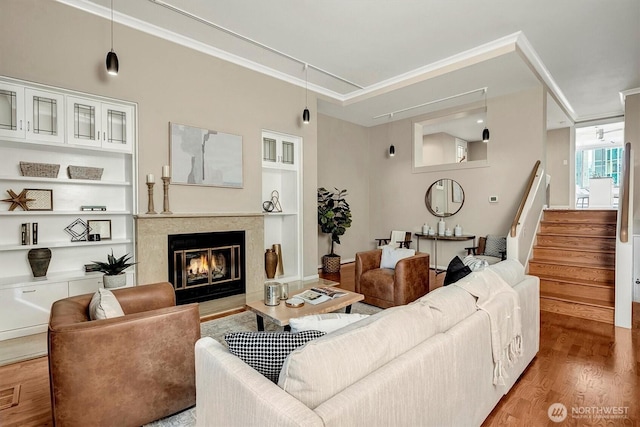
[380, 245, 416, 269]
[289, 313, 369, 334]
[463, 255, 489, 271]
[89, 288, 125, 320]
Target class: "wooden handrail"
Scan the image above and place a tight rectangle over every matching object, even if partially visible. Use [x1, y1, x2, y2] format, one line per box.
[510, 160, 541, 237]
[619, 142, 631, 243]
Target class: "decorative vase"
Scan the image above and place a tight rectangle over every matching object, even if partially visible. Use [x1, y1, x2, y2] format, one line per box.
[272, 243, 284, 277]
[27, 248, 51, 277]
[103, 273, 126, 288]
[322, 254, 341, 273]
[265, 249, 278, 279]
[438, 218, 446, 236]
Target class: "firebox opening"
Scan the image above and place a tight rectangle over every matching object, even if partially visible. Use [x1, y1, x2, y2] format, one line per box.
[168, 231, 245, 305]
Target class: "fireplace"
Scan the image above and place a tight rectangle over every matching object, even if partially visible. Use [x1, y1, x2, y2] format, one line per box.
[168, 231, 245, 304]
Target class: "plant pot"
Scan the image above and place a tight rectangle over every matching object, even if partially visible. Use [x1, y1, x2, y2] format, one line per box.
[28, 248, 52, 277]
[103, 273, 126, 288]
[322, 254, 341, 273]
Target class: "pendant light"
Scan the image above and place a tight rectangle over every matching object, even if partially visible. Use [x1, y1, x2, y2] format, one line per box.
[106, 0, 119, 76]
[302, 64, 310, 124]
[389, 145, 395, 156]
[482, 88, 490, 142]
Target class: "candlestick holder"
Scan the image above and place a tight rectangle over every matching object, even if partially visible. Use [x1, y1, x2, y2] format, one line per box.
[146, 182, 157, 214]
[161, 176, 172, 214]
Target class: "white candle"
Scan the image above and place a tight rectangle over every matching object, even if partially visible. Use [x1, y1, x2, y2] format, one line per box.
[162, 165, 171, 178]
[146, 173, 155, 183]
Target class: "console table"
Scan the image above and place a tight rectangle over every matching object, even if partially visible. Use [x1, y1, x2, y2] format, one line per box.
[414, 233, 475, 274]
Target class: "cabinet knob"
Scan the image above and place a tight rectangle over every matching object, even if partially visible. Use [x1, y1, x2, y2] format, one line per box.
[636, 279, 640, 284]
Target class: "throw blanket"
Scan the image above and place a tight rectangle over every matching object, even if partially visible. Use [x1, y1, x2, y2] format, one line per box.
[453, 269, 522, 386]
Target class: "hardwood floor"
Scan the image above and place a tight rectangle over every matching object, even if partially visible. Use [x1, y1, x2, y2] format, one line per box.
[0, 263, 637, 426]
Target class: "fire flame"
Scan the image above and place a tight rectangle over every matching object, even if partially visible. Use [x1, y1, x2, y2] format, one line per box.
[188, 253, 209, 275]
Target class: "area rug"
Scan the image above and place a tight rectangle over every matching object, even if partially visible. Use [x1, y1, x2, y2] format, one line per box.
[144, 302, 381, 427]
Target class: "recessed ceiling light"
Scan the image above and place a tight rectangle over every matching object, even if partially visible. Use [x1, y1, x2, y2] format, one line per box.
[477, 119, 484, 124]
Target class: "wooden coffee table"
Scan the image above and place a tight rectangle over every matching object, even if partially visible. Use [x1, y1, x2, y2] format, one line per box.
[245, 279, 364, 331]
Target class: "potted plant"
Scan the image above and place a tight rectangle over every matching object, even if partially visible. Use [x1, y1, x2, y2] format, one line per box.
[91, 250, 136, 288]
[317, 187, 352, 273]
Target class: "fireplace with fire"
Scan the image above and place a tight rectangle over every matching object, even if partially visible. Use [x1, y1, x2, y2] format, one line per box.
[168, 231, 245, 304]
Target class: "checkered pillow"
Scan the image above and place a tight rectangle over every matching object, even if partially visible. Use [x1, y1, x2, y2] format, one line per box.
[225, 330, 325, 382]
[484, 235, 506, 258]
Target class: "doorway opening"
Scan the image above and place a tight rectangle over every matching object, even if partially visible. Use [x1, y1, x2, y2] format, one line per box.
[575, 121, 624, 209]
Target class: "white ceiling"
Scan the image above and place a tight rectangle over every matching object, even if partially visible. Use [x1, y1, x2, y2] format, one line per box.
[60, 0, 640, 129]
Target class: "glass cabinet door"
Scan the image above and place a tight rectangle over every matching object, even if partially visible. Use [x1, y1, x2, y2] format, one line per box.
[66, 96, 101, 147]
[263, 137, 277, 163]
[281, 140, 295, 165]
[25, 89, 65, 144]
[101, 102, 133, 152]
[0, 82, 25, 139]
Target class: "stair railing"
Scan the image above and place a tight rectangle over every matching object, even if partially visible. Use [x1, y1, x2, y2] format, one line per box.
[614, 142, 633, 328]
[507, 160, 545, 266]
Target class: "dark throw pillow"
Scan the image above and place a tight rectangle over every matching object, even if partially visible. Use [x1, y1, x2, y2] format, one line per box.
[225, 330, 325, 382]
[443, 256, 472, 286]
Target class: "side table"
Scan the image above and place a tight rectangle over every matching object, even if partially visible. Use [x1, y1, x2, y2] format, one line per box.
[414, 233, 475, 274]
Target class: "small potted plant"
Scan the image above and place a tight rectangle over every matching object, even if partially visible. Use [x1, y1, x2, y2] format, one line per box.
[91, 250, 136, 288]
[317, 187, 352, 273]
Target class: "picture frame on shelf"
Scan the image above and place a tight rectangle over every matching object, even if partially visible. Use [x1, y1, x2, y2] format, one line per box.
[169, 122, 243, 188]
[87, 220, 112, 240]
[25, 189, 53, 211]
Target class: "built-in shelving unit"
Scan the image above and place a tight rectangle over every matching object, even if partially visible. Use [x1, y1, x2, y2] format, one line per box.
[261, 130, 302, 283]
[0, 75, 137, 340]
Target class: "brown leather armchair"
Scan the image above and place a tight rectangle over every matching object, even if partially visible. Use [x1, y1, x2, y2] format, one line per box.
[355, 249, 431, 308]
[48, 282, 200, 427]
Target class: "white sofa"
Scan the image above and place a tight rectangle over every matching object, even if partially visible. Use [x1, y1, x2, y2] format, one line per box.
[195, 260, 539, 427]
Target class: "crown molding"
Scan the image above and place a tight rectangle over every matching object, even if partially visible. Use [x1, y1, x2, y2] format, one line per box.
[56, 0, 579, 123]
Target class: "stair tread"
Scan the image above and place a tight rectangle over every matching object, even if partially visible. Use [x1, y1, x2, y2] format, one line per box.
[529, 259, 615, 270]
[541, 219, 617, 224]
[540, 292, 615, 309]
[533, 245, 616, 254]
[536, 275, 614, 289]
[536, 232, 616, 239]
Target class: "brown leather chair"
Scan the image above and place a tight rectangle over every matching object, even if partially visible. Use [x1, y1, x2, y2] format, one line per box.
[355, 250, 431, 308]
[48, 282, 200, 427]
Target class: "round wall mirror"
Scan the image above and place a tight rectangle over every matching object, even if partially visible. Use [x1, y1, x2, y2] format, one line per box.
[425, 179, 465, 217]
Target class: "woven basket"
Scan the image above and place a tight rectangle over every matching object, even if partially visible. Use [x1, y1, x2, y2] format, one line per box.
[67, 165, 104, 180]
[322, 254, 341, 273]
[20, 161, 60, 178]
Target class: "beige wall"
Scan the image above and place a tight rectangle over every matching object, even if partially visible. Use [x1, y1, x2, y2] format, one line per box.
[0, 0, 319, 278]
[317, 114, 370, 264]
[547, 127, 572, 207]
[317, 88, 546, 269]
[366, 87, 546, 269]
[624, 93, 640, 225]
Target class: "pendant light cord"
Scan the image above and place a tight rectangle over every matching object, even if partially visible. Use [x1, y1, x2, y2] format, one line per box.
[305, 64, 308, 107]
[110, 0, 114, 51]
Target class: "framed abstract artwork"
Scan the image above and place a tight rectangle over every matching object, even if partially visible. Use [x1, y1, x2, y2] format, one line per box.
[169, 122, 243, 188]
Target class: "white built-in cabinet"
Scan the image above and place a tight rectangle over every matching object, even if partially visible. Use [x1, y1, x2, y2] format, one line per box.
[65, 96, 134, 152]
[262, 130, 302, 283]
[0, 75, 137, 340]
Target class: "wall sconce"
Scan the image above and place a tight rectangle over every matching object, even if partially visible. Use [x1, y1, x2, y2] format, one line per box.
[389, 145, 395, 157]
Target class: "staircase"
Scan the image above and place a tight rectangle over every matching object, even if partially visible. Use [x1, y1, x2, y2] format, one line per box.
[529, 209, 616, 324]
